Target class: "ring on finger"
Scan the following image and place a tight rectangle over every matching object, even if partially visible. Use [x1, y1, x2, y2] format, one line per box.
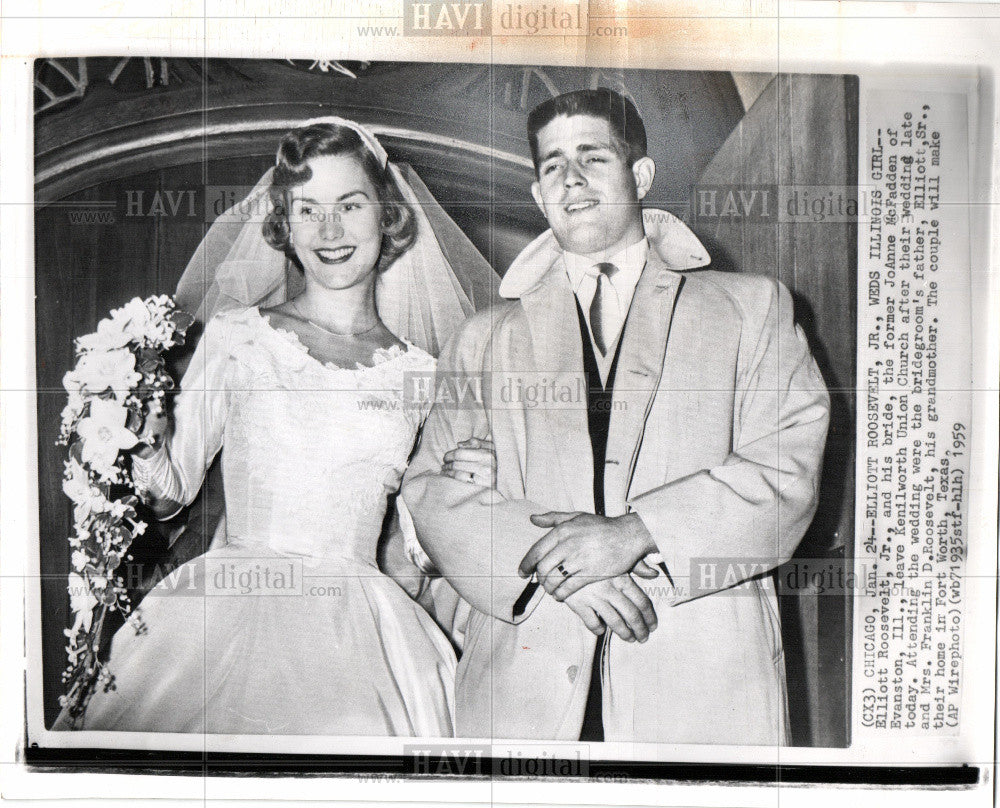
[556, 563, 571, 579]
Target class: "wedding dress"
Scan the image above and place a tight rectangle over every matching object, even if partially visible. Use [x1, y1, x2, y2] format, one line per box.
[66, 306, 456, 736]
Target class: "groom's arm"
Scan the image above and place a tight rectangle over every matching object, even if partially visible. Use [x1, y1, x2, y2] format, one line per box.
[401, 313, 550, 624]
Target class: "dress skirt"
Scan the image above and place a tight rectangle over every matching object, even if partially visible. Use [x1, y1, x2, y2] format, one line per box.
[60, 544, 456, 737]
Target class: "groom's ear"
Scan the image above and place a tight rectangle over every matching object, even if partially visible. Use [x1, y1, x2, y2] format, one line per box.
[632, 156, 656, 201]
[530, 180, 545, 216]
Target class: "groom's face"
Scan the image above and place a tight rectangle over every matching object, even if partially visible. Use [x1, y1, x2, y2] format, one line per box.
[530, 113, 653, 259]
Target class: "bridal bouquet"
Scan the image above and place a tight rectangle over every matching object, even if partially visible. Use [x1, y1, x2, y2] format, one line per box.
[57, 295, 193, 726]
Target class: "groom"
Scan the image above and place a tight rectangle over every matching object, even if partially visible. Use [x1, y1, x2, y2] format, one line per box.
[402, 88, 830, 744]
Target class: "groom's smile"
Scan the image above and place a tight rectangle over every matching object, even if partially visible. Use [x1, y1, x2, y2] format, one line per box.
[564, 198, 600, 213]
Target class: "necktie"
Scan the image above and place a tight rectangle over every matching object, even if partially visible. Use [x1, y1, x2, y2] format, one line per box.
[589, 262, 619, 356]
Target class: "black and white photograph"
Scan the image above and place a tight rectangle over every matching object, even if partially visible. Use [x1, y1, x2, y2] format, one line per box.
[30, 58, 852, 749]
[2, 1, 997, 802]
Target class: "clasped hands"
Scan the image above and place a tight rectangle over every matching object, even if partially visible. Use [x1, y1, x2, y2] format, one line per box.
[441, 439, 660, 644]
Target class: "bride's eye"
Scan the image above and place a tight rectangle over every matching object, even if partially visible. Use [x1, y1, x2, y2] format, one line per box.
[340, 202, 360, 213]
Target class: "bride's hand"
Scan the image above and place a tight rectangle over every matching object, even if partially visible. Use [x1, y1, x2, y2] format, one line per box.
[131, 405, 169, 460]
[442, 437, 496, 488]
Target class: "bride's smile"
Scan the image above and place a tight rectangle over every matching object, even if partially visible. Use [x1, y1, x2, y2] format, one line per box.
[314, 245, 356, 264]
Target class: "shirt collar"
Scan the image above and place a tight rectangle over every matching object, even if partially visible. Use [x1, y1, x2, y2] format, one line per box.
[562, 238, 649, 293]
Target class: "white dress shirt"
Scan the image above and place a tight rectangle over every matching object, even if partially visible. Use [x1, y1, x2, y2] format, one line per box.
[562, 238, 649, 385]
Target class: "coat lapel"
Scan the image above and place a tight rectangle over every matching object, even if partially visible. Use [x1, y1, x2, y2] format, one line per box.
[603, 256, 683, 515]
[518, 268, 595, 514]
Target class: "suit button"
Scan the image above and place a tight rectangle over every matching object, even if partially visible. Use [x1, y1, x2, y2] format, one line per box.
[566, 665, 579, 682]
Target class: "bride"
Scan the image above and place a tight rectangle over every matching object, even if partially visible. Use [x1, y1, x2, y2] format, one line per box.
[57, 119, 498, 736]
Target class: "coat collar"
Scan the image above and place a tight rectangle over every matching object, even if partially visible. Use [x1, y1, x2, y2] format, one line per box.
[499, 208, 709, 300]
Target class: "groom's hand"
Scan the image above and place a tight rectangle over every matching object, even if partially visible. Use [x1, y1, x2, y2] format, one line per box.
[519, 511, 658, 601]
[562, 574, 658, 643]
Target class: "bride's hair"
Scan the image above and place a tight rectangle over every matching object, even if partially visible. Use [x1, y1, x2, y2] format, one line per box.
[262, 123, 417, 270]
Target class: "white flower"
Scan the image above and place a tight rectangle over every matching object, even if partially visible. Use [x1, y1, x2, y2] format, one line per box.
[75, 317, 132, 352]
[108, 499, 132, 520]
[62, 458, 90, 500]
[62, 369, 83, 394]
[93, 463, 126, 485]
[115, 298, 155, 344]
[71, 550, 89, 572]
[62, 459, 112, 521]
[60, 390, 86, 429]
[67, 572, 98, 634]
[69, 349, 141, 401]
[76, 400, 139, 471]
[64, 642, 85, 666]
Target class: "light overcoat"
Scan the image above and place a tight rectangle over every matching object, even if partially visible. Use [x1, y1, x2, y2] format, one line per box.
[401, 213, 831, 744]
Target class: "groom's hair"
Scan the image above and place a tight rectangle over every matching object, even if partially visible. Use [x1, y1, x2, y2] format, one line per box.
[263, 123, 417, 270]
[527, 88, 647, 175]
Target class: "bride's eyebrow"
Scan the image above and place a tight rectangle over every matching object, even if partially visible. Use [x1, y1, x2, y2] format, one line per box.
[337, 190, 370, 202]
[291, 190, 370, 204]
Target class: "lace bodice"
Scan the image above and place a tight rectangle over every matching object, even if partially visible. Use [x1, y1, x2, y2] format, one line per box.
[152, 307, 435, 564]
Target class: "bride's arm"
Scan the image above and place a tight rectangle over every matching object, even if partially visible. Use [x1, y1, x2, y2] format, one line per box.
[130, 434, 185, 520]
[378, 502, 433, 610]
[130, 313, 235, 521]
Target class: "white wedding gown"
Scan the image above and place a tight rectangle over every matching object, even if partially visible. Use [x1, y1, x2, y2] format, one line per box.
[66, 307, 456, 736]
